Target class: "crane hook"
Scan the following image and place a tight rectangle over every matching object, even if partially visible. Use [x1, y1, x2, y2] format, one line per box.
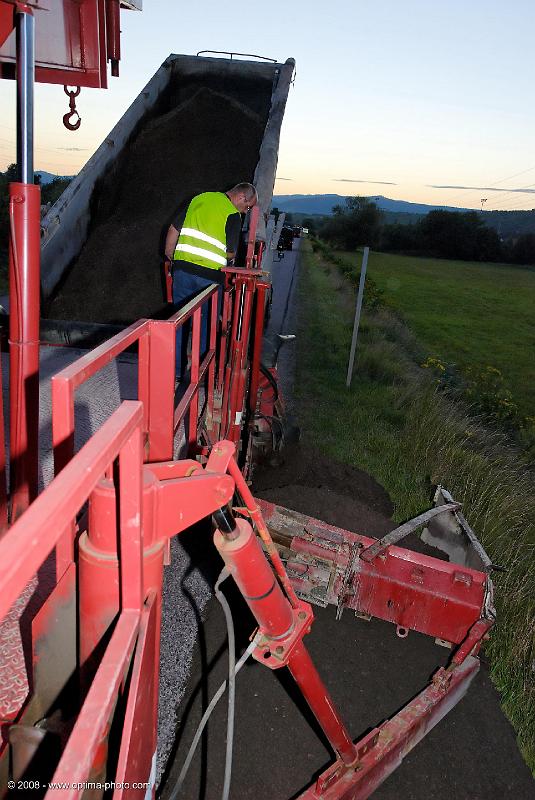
[63, 86, 82, 131]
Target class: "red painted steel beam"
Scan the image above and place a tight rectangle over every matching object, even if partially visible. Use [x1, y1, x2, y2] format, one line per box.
[114, 592, 158, 798]
[188, 307, 202, 452]
[167, 283, 218, 327]
[206, 290, 218, 435]
[0, 348, 8, 534]
[52, 318, 149, 393]
[146, 320, 175, 462]
[297, 656, 480, 800]
[244, 205, 260, 269]
[8, 181, 40, 520]
[105, 0, 121, 76]
[0, 0, 14, 48]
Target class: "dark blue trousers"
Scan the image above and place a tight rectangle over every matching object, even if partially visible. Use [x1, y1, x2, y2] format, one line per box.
[172, 268, 222, 378]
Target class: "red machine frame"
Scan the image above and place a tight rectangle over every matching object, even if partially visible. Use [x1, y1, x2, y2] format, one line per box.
[0, 5, 497, 797]
[0, 0, 139, 86]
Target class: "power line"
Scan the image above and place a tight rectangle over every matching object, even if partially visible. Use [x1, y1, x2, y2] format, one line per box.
[433, 164, 535, 208]
[482, 181, 535, 210]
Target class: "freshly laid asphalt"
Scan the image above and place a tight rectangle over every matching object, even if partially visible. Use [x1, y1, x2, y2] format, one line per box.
[160, 241, 535, 799]
[161, 579, 535, 800]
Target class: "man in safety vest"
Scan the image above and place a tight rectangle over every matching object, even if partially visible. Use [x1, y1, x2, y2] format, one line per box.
[165, 182, 258, 378]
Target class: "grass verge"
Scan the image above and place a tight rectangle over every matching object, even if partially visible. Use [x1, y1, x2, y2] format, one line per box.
[295, 240, 535, 772]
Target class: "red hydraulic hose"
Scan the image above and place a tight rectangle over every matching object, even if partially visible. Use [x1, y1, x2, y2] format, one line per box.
[227, 457, 300, 608]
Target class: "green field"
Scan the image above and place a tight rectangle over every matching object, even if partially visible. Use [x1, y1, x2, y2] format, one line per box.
[348, 251, 535, 418]
[297, 241, 535, 771]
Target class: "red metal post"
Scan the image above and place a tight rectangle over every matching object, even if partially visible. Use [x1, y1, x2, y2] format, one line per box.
[206, 290, 218, 436]
[163, 259, 173, 303]
[8, 181, 40, 520]
[146, 320, 175, 462]
[78, 471, 164, 670]
[137, 326, 151, 446]
[0, 347, 8, 534]
[188, 307, 201, 453]
[244, 205, 260, 268]
[248, 281, 268, 414]
[105, 0, 121, 76]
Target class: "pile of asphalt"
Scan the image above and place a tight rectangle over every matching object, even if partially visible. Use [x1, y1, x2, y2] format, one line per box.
[45, 86, 268, 324]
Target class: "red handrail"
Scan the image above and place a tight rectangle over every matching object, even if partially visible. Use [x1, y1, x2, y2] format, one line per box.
[52, 286, 220, 476]
[0, 401, 143, 622]
[0, 402, 150, 799]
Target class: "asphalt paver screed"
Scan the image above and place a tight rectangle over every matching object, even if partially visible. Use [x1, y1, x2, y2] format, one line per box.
[161, 443, 535, 800]
[46, 84, 269, 324]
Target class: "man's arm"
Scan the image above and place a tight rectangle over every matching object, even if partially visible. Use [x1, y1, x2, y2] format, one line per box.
[226, 213, 242, 263]
[165, 224, 179, 260]
[165, 201, 190, 260]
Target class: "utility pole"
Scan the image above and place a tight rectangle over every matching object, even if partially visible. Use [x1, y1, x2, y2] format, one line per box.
[346, 247, 369, 388]
[480, 198, 487, 212]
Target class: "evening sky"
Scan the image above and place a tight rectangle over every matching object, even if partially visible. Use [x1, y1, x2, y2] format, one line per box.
[0, 0, 533, 211]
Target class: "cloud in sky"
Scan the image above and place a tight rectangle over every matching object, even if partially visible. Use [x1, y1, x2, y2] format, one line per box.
[334, 178, 398, 185]
[57, 147, 88, 152]
[275, 177, 292, 181]
[428, 184, 535, 194]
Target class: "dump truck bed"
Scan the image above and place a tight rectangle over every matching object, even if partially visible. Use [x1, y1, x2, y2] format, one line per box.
[41, 54, 294, 324]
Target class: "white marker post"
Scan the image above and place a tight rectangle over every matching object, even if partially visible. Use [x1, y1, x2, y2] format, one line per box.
[346, 246, 369, 388]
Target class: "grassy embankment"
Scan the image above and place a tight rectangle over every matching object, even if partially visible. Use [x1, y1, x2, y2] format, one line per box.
[295, 240, 535, 772]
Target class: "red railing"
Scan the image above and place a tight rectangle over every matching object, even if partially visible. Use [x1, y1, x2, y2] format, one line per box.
[52, 286, 220, 474]
[1, 402, 143, 622]
[0, 401, 157, 799]
[1, 214, 271, 788]
[51, 288, 219, 579]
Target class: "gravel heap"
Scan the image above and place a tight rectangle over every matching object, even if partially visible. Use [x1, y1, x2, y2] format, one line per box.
[46, 85, 269, 324]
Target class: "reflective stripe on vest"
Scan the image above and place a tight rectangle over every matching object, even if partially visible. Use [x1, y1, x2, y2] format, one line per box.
[175, 243, 227, 266]
[174, 192, 237, 271]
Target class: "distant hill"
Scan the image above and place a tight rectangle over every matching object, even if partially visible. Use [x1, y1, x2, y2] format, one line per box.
[273, 194, 535, 239]
[272, 194, 470, 216]
[36, 170, 74, 185]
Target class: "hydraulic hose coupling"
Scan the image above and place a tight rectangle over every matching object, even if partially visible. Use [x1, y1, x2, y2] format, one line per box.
[212, 503, 239, 541]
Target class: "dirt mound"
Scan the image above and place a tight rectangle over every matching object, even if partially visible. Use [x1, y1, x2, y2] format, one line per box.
[46, 86, 269, 324]
[253, 443, 395, 537]
[253, 443, 452, 560]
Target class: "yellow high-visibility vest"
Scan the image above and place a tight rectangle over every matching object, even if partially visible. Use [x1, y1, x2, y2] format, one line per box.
[174, 192, 237, 270]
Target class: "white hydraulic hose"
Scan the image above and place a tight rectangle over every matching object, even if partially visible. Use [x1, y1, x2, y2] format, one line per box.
[217, 567, 235, 800]
[169, 567, 258, 799]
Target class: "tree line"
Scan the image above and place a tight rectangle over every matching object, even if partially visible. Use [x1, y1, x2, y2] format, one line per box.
[0, 164, 71, 283]
[308, 197, 535, 266]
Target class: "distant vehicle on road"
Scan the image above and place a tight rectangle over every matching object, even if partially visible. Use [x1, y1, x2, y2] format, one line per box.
[278, 226, 294, 251]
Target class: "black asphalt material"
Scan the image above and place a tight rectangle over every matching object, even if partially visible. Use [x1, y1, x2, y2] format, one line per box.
[45, 77, 273, 324]
[161, 582, 535, 800]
